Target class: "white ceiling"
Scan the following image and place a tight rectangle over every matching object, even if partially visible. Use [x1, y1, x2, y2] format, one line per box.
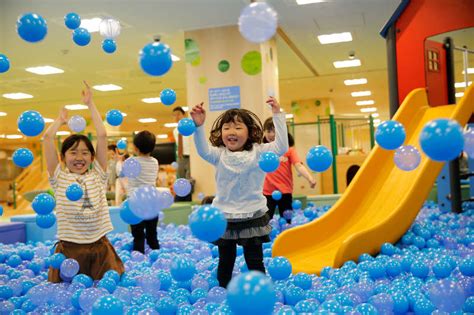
[0, 0, 472, 140]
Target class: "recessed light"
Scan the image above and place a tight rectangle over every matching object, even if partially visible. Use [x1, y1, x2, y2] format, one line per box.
[371, 113, 379, 118]
[141, 97, 161, 104]
[164, 123, 178, 128]
[65, 104, 88, 110]
[80, 17, 102, 33]
[373, 119, 381, 123]
[172, 54, 180, 62]
[285, 114, 294, 119]
[344, 78, 367, 86]
[0, 112, 7, 117]
[138, 118, 157, 123]
[182, 107, 189, 111]
[25, 66, 64, 75]
[296, 0, 327, 4]
[121, 112, 128, 117]
[318, 32, 352, 45]
[454, 81, 472, 88]
[44, 117, 54, 123]
[356, 100, 375, 106]
[2, 93, 34, 100]
[351, 91, 372, 97]
[360, 107, 377, 113]
[56, 131, 71, 136]
[462, 68, 474, 74]
[455, 92, 464, 98]
[6, 134, 23, 139]
[333, 59, 361, 68]
[92, 84, 122, 92]
[157, 134, 168, 139]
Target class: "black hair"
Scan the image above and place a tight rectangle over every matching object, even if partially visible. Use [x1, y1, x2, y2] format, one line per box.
[262, 117, 294, 146]
[172, 107, 185, 115]
[209, 109, 263, 151]
[61, 135, 95, 159]
[108, 144, 117, 151]
[133, 130, 156, 154]
[201, 195, 215, 205]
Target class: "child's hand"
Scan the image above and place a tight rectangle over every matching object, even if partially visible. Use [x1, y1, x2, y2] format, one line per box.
[190, 102, 206, 127]
[81, 80, 93, 106]
[266, 96, 281, 114]
[309, 178, 316, 189]
[58, 107, 68, 124]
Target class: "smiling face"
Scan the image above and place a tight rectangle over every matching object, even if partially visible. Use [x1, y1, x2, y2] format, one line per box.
[63, 140, 94, 174]
[221, 116, 249, 152]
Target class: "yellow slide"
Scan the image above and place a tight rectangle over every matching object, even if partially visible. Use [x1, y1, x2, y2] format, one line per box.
[272, 86, 474, 274]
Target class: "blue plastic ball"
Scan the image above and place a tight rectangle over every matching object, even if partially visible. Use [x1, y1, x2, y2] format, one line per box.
[189, 205, 227, 242]
[259, 151, 280, 172]
[306, 145, 332, 172]
[106, 109, 123, 126]
[170, 257, 196, 282]
[72, 27, 91, 46]
[12, 148, 34, 168]
[292, 199, 302, 210]
[283, 285, 305, 306]
[103, 270, 121, 284]
[31, 193, 56, 215]
[432, 259, 453, 278]
[0, 205, 3, 216]
[155, 297, 177, 315]
[375, 120, 406, 150]
[102, 39, 117, 54]
[410, 260, 429, 278]
[464, 296, 474, 313]
[0, 54, 10, 73]
[129, 185, 162, 220]
[97, 277, 116, 293]
[177, 118, 196, 136]
[60, 258, 80, 278]
[6, 255, 22, 268]
[17, 13, 48, 43]
[50, 253, 66, 269]
[139, 42, 173, 76]
[173, 178, 192, 197]
[272, 190, 282, 200]
[355, 303, 378, 315]
[419, 118, 464, 162]
[73, 274, 93, 288]
[66, 183, 83, 201]
[227, 271, 276, 315]
[116, 138, 127, 150]
[119, 200, 142, 225]
[91, 294, 123, 315]
[293, 272, 312, 290]
[160, 88, 177, 106]
[36, 213, 56, 229]
[18, 110, 45, 137]
[64, 12, 81, 30]
[267, 256, 292, 280]
[459, 257, 474, 276]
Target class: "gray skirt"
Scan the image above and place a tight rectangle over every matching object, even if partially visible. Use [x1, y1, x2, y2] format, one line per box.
[214, 210, 271, 246]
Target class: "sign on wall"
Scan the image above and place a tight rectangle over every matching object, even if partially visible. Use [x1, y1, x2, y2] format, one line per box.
[208, 86, 240, 111]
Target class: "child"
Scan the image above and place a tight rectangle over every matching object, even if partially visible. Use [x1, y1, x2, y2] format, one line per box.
[127, 130, 160, 254]
[190, 97, 289, 287]
[115, 153, 129, 205]
[43, 81, 124, 282]
[262, 117, 316, 223]
[106, 144, 118, 193]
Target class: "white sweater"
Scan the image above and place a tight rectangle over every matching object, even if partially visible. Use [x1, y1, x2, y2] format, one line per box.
[194, 112, 289, 219]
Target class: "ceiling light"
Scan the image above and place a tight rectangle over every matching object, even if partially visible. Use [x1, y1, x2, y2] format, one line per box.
[344, 78, 367, 86]
[6, 134, 23, 139]
[65, 104, 88, 110]
[351, 91, 372, 97]
[0, 112, 7, 117]
[360, 107, 377, 113]
[333, 59, 361, 68]
[182, 107, 189, 112]
[296, 0, 327, 4]
[454, 81, 472, 88]
[462, 68, 474, 74]
[2, 93, 33, 100]
[138, 118, 157, 123]
[157, 134, 168, 139]
[373, 119, 381, 123]
[44, 117, 54, 123]
[318, 32, 352, 45]
[141, 97, 161, 104]
[455, 92, 464, 98]
[80, 17, 102, 33]
[56, 131, 71, 136]
[371, 113, 379, 118]
[164, 123, 178, 128]
[172, 54, 180, 62]
[92, 84, 122, 92]
[121, 112, 128, 117]
[285, 114, 294, 119]
[25, 66, 64, 75]
[356, 100, 375, 106]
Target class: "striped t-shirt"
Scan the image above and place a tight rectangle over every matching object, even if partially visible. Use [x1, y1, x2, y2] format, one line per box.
[127, 156, 159, 194]
[49, 160, 113, 244]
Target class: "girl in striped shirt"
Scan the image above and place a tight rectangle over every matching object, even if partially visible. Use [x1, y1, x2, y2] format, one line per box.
[43, 81, 124, 282]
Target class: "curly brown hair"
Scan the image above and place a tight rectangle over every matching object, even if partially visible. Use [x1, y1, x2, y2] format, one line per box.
[209, 109, 263, 151]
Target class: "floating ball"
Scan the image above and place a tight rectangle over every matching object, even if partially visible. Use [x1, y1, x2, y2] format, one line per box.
[177, 118, 196, 136]
[306, 145, 332, 172]
[375, 120, 406, 150]
[272, 190, 282, 201]
[160, 88, 176, 106]
[173, 178, 192, 197]
[106, 109, 123, 126]
[102, 39, 117, 54]
[189, 205, 227, 242]
[32, 193, 55, 215]
[122, 157, 141, 178]
[66, 183, 83, 201]
[0, 206, 3, 217]
[227, 271, 276, 315]
[129, 185, 162, 220]
[17, 13, 48, 43]
[419, 118, 464, 162]
[394, 145, 421, 171]
[18, 110, 45, 137]
[0, 54, 10, 73]
[60, 258, 80, 278]
[119, 200, 142, 225]
[64, 12, 81, 30]
[72, 27, 91, 46]
[12, 148, 34, 168]
[139, 42, 173, 76]
[68, 115, 86, 133]
[267, 256, 292, 280]
[259, 151, 280, 172]
[238, 2, 278, 43]
[116, 138, 127, 150]
[36, 213, 56, 229]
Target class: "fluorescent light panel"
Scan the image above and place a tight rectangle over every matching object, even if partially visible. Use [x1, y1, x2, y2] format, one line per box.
[318, 32, 352, 45]
[0, 112, 7, 117]
[454, 81, 472, 88]
[56, 131, 71, 136]
[455, 92, 464, 98]
[462, 68, 474, 74]
[182, 107, 189, 112]
[344, 78, 367, 86]
[285, 114, 294, 119]
[371, 113, 379, 118]
[164, 123, 178, 128]
[142, 97, 161, 104]
[157, 134, 168, 139]
[351, 91, 371, 97]
[356, 100, 375, 106]
[65, 104, 88, 110]
[6, 134, 23, 139]
[296, 0, 327, 4]
[138, 118, 157, 123]
[172, 54, 180, 62]
[92, 84, 122, 92]
[333, 59, 361, 68]
[360, 107, 377, 113]
[44, 118, 54, 123]
[25, 66, 64, 75]
[2, 93, 33, 100]
[80, 18, 102, 33]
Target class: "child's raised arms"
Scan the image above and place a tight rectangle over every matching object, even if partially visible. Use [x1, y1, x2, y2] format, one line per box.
[43, 107, 68, 176]
[190, 102, 205, 126]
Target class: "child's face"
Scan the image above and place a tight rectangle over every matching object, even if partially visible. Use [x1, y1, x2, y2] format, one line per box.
[64, 141, 93, 174]
[221, 117, 249, 152]
[264, 128, 275, 142]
